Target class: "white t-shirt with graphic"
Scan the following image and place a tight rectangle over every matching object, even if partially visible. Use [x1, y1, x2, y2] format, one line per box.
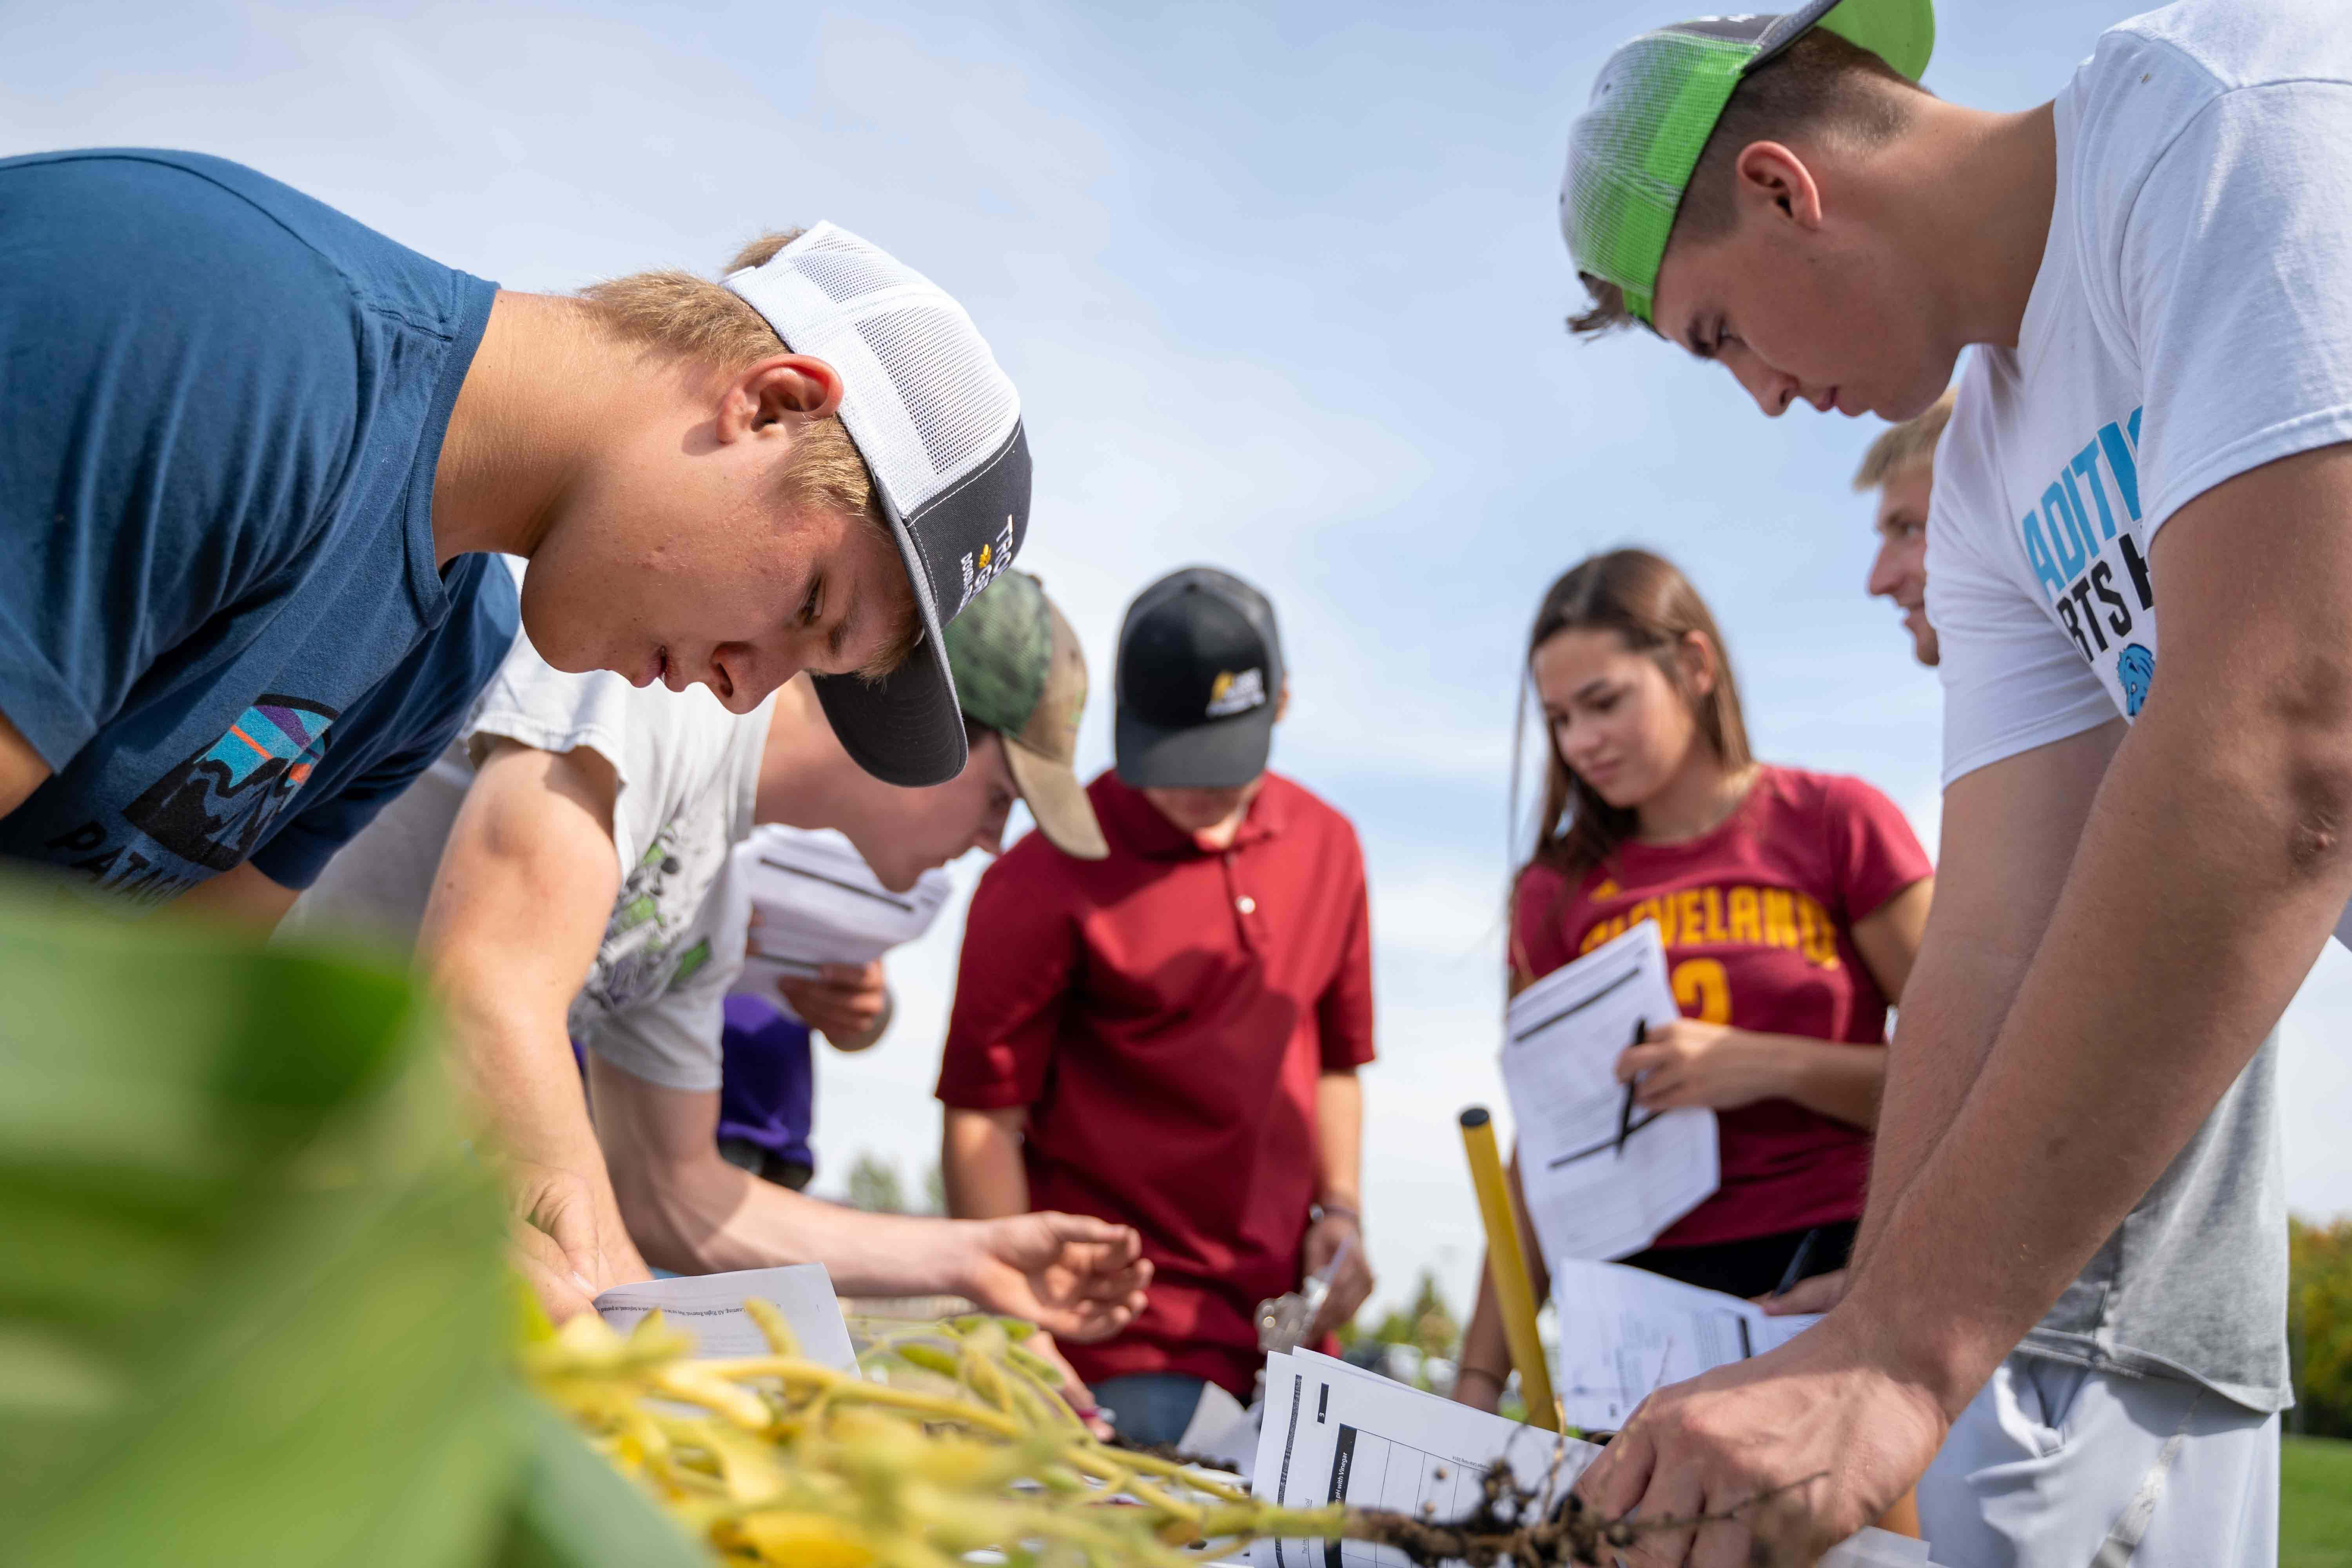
[1918, 0, 2341, 1413]
[1930, 0, 2352, 781]
[283, 630, 771, 1093]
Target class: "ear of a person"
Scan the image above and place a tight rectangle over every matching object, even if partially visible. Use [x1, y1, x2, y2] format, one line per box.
[728, 354, 846, 439]
[1735, 139, 1825, 229]
[1679, 630, 1719, 697]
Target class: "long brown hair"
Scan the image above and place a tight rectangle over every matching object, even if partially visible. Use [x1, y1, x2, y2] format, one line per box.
[1516, 550, 1754, 886]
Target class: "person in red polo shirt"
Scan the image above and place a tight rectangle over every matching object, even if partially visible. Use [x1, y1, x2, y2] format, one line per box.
[936, 565, 1378, 1445]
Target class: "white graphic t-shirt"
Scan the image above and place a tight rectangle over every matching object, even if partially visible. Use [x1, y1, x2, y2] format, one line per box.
[1931, 0, 2352, 782]
[283, 628, 770, 1093]
[1918, 0, 2348, 1413]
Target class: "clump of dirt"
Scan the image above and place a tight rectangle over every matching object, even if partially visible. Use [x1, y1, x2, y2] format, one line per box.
[1347, 1461, 1798, 1567]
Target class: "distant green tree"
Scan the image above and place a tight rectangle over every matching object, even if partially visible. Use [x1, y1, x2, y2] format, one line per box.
[1345, 1271, 1461, 1361]
[922, 1162, 947, 1217]
[846, 1152, 907, 1215]
[2291, 1215, 2352, 1437]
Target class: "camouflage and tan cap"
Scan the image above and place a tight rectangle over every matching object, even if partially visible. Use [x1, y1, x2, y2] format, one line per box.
[1559, 0, 1935, 327]
[942, 570, 1109, 861]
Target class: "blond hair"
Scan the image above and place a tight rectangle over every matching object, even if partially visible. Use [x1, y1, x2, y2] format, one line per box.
[578, 232, 917, 679]
[1851, 387, 1956, 491]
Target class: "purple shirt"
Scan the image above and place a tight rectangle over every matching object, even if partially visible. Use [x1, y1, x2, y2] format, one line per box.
[716, 994, 817, 1170]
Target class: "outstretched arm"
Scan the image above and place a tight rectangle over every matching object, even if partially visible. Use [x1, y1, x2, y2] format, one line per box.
[417, 737, 646, 1321]
[592, 1060, 1149, 1340]
[1582, 445, 2352, 1565]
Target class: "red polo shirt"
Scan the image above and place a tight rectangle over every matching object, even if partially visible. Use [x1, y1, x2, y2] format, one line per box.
[935, 770, 1376, 1397]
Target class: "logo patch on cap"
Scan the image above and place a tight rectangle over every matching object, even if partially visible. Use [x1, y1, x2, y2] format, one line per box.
[1205, 667, 1267, 719]
[958, 515, 1017, 615]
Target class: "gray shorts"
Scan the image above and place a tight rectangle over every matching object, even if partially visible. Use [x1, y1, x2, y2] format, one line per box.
[1919, 1353, 2278, 1567]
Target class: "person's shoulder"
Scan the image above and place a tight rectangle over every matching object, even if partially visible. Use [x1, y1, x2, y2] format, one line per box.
[977, 820, 1084, 900]
[2071, 2, 2350, 190]
[1264, 771, 1361, 844]
[1760, 764, 1909, 834]
[1512, 857, 1573, 909]
[4, 149, 484, 332]
[2098, 0, 2351, 98]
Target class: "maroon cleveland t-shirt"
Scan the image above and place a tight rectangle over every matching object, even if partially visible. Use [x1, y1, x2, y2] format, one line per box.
[1512, 764, 1931, 1250]
[936, 770, 1376, 1397]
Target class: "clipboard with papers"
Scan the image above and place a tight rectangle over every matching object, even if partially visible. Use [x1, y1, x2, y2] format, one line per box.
[730, 825, 952, 1001]
[1497, 920, 1719, 1266]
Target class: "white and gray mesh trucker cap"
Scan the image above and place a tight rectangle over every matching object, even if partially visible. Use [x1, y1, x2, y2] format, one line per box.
[726, 223, 1032, 788]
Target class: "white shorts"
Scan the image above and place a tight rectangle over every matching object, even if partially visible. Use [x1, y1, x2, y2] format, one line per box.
[1917, 1353, 2278, 1568]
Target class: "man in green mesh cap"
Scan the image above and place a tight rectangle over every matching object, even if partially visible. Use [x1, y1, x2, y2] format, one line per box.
[1555, 1, 2339, 1563]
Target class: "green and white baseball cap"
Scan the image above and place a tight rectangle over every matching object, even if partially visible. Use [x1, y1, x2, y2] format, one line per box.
[1559, 0, 1935, 327]
[942, 569, 1109, 860]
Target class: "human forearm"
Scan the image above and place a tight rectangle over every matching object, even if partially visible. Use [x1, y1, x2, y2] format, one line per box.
[621, 1147, 998, 1296]
[1853, 713, 2352, 1412]
[1739, 1034, 1885, 1127]
[419, 738, 639, 1296]
[1847, 964, 1999, 1269]
[942, 1106, 1030, 1220]
[1312, 1070, 1363, 1211]
[1455, 1262, 1512, 1410]
[1849, 730, 2118, 1271]
[439, 975, 646, 1282]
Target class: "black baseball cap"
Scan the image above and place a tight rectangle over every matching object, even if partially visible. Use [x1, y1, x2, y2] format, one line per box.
[1114, 566, 1283, 790]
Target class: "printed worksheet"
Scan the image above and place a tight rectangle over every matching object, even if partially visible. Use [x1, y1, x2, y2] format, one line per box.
[593, 1263, 857, 1369]
[1246, 1351, 1932, 1568]
[1549, 1259, 1821, 1432]
[1250, 1350, 1598, 1568]
[730, 825, 951, 1000]
[1500, 921, 1718, 1264]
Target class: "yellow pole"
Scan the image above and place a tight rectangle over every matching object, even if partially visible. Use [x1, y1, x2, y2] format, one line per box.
[1459, 1106, 1558, 1431]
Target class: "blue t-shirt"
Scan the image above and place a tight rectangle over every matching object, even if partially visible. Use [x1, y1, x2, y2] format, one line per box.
[0, 149, 517, 900]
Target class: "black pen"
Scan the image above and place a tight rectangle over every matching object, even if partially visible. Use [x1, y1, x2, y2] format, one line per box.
[1615, 1019, 1644, 1157]
[1772, 1227, 1822, 1299]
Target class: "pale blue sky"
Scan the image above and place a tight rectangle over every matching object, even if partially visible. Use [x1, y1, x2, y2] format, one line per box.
[10, 0, 2347, 1318]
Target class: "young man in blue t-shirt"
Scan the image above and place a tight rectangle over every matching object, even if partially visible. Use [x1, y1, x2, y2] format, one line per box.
[0, 149, 1033, 923]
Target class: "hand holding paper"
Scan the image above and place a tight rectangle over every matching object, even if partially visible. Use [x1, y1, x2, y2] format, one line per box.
[1499, 922, 1718, 1265]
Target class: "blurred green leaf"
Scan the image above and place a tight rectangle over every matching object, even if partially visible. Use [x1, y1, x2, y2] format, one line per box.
[0, 882, 706, 1566]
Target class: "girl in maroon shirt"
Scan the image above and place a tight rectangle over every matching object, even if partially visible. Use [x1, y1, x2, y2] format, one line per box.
[1457, 549, 1933, 1413]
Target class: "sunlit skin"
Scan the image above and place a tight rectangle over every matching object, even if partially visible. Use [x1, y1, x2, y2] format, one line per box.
[835, 729, 1018, 892]
[1143, 779, 1263, 847]
[752, 705, 1022, 1047]
[754, 677, 1017, 893]
[432, 294, 917, 713]
[1646, 94, 2056, 426]
[1866, 463, 1939, 666]
[1138, 682, 1291, 849]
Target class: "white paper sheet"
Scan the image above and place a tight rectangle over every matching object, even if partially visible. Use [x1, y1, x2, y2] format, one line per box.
[728, 826, 951, 1001]
[1247, 1350, 1935, 1568]
[1499, 921, 1719, 1265]
[593, 1263, 858, 1368]
[1548, 1258, 1821, 1432]
[1250, 1350, 1601, 1568]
